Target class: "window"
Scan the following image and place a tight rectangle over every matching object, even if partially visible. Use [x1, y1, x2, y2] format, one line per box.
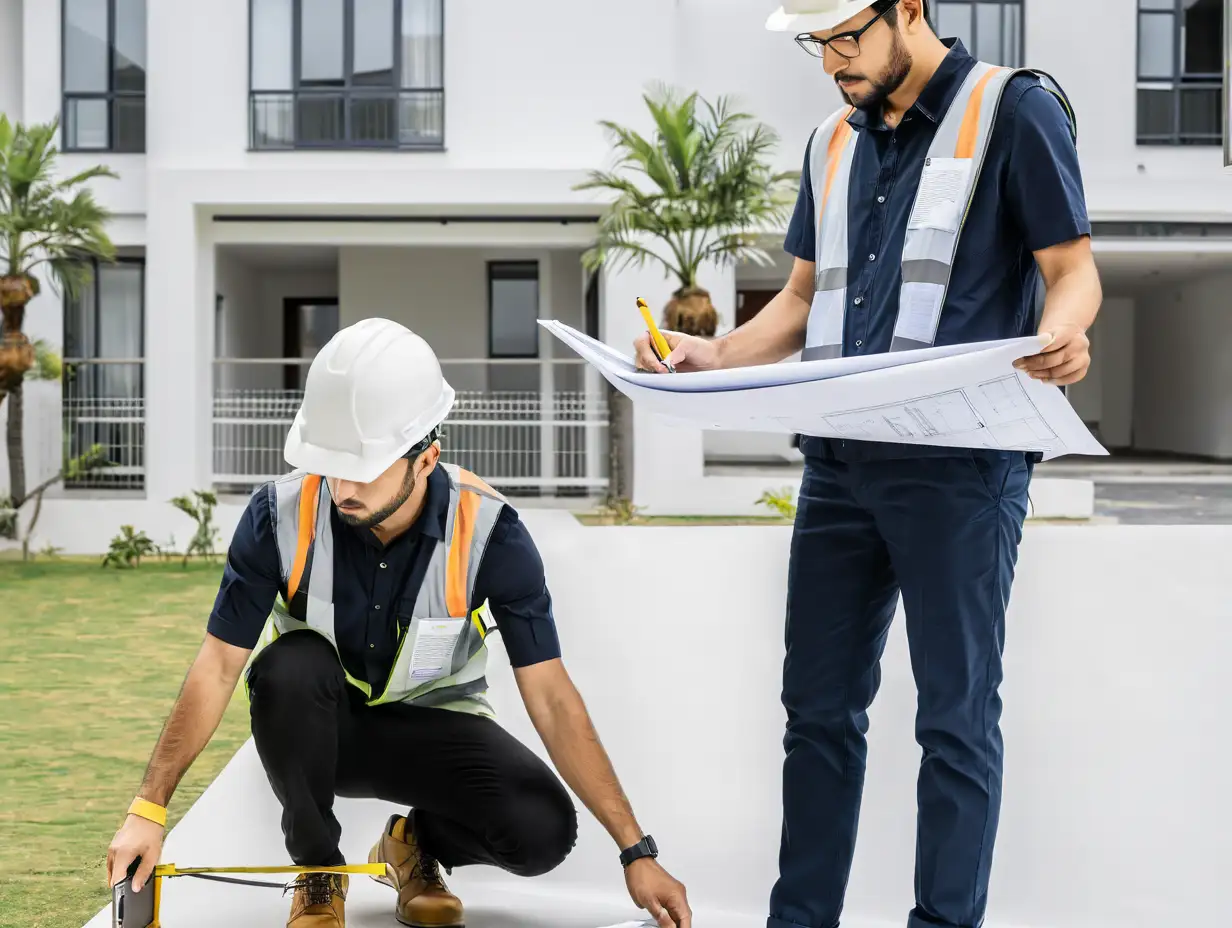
[929, 0, 1023, 67]
[488, 262, 539, 358]
[62, 258, 145, 489]
[1137, 0, 1224, 145]
[61, 0, 146, 152]
[249, 0, 445, 150]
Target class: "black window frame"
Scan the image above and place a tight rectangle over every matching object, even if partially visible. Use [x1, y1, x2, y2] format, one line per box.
[248, 0, 446, 151]
[928, 0, 1025, 67]
[487, 261, 540, 360]
[60, 0, 147, 153]
[1136, 0, 1224, 146]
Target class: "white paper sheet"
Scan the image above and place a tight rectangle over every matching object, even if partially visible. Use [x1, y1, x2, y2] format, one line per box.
[409, 618, 464, 682]
[539, 320, 1106, 461]
[908, 157, 971, 232]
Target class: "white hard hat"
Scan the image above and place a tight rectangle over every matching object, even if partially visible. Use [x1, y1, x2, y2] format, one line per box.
[766, 0, 876, 33]
[283, 317, 455, 483]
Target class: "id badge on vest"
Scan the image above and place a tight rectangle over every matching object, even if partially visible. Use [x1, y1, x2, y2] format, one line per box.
[407, 618, 466, 683]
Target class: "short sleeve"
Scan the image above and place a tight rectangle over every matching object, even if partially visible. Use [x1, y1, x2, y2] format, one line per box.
[472, 507, 561, 668]
[783, 127, 819, 261]
[1005, 82, 1091, 253]
[207, 485, 282, 650]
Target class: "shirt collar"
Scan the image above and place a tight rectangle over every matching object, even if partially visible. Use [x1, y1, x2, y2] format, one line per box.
[845, 38, 975, 131]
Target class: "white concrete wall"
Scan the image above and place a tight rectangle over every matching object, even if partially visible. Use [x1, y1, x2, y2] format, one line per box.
[1134, 274, 1232, 459]
[340, 247, 585, 394]
[73, 513, 1232, 928]
[0, 0, 23, 123]
[1027, 0, 1232, 220]
[1065, 296, 1135, 444]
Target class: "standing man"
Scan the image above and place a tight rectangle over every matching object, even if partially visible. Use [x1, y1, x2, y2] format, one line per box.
[107, 318, 691, 928]
[635, 2, 1102, 927]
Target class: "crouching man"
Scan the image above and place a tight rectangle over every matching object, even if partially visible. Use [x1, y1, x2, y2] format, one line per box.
[105, 318, 691, 928]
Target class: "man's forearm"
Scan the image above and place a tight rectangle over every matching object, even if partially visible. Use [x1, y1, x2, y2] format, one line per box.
[1037, 251, 1102, 337]
[714, 282, 812, 369]
[136, 640, 242, 807]
[534, 695, 644, 850]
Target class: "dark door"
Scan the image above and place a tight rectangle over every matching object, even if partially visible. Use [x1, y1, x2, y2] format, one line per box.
[283, 298, 340, 389]
[736, 289, 780, 329]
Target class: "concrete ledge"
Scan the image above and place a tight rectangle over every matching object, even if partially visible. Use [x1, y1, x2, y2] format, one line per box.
[3, 475, 1097, 557]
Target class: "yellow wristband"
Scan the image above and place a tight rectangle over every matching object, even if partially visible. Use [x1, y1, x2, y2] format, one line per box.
[128, 798, 167, 827]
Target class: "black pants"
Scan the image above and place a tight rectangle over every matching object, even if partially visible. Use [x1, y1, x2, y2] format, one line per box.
[247, 632, 578, 876]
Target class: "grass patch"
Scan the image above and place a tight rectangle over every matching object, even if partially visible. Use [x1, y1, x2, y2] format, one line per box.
[0, 559, 251, 928]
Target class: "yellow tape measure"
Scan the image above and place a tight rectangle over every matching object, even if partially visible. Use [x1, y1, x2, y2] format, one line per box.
[128, 863, 387, 927]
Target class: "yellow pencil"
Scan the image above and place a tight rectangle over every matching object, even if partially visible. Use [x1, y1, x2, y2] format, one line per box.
[636, 297, 676, 373]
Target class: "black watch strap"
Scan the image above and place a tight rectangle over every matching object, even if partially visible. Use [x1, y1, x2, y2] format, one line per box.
[619, 834, 658, 868]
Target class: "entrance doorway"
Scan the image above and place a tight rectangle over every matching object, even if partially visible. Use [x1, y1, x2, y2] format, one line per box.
[283, 298, 340, 389]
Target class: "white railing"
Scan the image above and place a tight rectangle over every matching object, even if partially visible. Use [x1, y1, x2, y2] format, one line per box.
[212, 358, 609, 496]
[61, 358, 146, 491]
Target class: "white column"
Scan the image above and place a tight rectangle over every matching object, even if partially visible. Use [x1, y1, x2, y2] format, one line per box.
[583, 272, 602, 491]
[537, 252, 555, 493]
[144, 186, 212, 502]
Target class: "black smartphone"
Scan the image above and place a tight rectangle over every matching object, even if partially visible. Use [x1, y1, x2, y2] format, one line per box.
[112, 857, 155, 928]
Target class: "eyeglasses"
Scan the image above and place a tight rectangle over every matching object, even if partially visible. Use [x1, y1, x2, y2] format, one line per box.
[794, 0, 900, 60]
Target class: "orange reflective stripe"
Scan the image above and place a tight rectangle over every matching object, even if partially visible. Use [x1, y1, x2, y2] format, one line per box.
[445, 490, 481, 617]
[287, 474, 321, 602]
[821, 108, 855, 217]
[955, 67, 1004, 159]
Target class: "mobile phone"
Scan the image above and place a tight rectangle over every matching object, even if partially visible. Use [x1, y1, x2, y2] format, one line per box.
[112, 857, 155, 928]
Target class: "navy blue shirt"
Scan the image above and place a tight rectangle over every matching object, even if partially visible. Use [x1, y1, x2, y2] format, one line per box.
[208, 465, 561, 686]
[784, 40, 1090, 355]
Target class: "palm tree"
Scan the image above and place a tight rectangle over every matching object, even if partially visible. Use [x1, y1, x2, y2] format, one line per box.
[0, 114, 116, 504]
[575, 84, 799, 337]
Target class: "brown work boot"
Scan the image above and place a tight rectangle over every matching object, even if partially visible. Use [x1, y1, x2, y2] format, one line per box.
[285, 872, 347, 927]
[369, 813, 465, 927]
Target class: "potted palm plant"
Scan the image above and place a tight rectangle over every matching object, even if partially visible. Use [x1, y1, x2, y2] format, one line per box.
[0, 114, 116, 506]
[575, 84, 799, 337]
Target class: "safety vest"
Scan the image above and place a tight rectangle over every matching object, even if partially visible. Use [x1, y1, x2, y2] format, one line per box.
[244, 462, 506, 719]
[803, 63, 1077, 362]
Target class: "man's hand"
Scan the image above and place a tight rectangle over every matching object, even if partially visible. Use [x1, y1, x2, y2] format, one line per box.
[1013, 324, 1091, 385]
[633, 330, 721, 374]
[625, 858, 691, 927]
[106, 813, 164, 892]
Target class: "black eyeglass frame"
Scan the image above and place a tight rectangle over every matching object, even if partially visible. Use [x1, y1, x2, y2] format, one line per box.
[793, 0, 902, 60]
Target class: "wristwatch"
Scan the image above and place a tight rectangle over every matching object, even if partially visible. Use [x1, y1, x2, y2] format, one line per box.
[619, 834, 658, 868]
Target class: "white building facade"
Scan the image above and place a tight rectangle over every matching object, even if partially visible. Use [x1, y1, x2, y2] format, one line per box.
[1, 0, 1231, 550]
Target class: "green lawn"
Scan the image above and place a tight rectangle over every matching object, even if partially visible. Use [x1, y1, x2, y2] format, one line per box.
[0, 558, 251, 928]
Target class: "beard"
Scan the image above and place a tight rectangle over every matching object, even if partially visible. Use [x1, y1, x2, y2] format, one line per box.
[335, 463, 417, 529]
[836, 33, 913, 111]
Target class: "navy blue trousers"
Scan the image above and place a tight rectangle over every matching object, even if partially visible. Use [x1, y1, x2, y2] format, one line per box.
[768, 439, 1032, 928]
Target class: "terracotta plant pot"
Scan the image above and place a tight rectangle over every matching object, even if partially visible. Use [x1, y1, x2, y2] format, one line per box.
[661, 286, 718, 338]
[0, 332, 35, 389]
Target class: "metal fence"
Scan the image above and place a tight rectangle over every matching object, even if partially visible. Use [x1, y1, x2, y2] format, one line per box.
[212, 358, 609, 497]
[61, 359, 146, 491]
[55, 358, 609, 497]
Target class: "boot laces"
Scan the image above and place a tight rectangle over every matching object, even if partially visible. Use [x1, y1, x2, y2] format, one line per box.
[412, 850, 446, 889]
[286, 872, 339, 907]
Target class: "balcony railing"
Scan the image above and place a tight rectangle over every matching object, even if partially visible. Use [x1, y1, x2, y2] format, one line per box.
[249, 89, 445, 150]
[212, 358, 608, 497]
[57, 357, 610, 498]
[62, 358, 146, 491]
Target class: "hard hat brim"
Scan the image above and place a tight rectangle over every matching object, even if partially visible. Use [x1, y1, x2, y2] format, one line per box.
[765, 2, 874, 33]
[282, 383, 455, 484]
